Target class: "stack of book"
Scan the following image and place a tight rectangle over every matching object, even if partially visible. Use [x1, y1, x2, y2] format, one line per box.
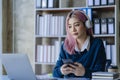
[92, 72, 119, 79]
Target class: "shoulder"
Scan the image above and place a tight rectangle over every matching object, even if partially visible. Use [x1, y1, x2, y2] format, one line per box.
[60, 42, 64, 48]
[60, 42, 70, 54]
[94, 37, 103, 43]
[90, 36, 103, 45]
[60, 42, 66, 52]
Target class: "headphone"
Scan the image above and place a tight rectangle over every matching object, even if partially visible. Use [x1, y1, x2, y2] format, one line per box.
[71, 10, 92, 29]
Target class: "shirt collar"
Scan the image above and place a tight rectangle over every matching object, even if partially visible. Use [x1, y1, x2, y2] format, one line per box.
[75, 36, 90, 52]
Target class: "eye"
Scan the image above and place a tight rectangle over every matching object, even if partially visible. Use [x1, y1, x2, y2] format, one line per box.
[68, 25, 72, 28]
[74, 23, 80, 27]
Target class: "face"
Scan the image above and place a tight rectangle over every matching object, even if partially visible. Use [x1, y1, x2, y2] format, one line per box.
[68, 17, 87, 39]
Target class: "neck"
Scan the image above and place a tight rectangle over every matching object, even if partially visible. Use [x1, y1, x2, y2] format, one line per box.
[76, 35, 88, 50]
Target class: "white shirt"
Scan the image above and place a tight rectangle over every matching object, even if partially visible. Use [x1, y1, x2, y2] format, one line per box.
[75, 36, 90, 52]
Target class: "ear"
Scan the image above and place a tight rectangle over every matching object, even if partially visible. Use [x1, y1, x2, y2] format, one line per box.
[78, 10, 92, 29]
[85, 19, 92, 29]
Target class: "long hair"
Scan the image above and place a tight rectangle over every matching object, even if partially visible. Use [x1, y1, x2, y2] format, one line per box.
[64, 10, 93, 54]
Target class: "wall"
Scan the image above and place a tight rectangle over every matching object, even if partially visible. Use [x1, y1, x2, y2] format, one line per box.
[2, 0, 35, 73]
[12, 0, 35, 70]
[0, 0, 2, 75]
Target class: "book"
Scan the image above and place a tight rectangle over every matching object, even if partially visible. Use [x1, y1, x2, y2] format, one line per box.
[53, 0, 59, 8]
[48, 0, 53, 8]
[106, 45, 112, 60]
[94, 0, 101, 6]
[59, 0, 70, 8]
[101, 0, 108, 6]
[101, 18, 108, 34]
[111, 45, 116, 65]
[88, 0, 94, 6]
[42, 0, 48, 8]
[36, 0, 42, 8]
[92, 76, 118, 79]
[108, 0, 115, 5]
[87, 8, 92, 20]
[92, 72, 118, 76]
[107, 18, 115, 34]
[92, 72, 119, 79]
[93, 18, 101, 34]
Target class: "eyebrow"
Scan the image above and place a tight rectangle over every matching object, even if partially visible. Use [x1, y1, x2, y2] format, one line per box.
[74, 22, 80, 24]
[68, 21, 80, 25]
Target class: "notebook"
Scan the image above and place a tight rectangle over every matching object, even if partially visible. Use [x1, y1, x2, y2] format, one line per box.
[2, 53, 57, 80]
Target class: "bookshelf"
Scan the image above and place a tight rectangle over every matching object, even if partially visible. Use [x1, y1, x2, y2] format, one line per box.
[35, 7, 70, 74]
[35, 0, 120, 75]
[92, 5, 120, 66]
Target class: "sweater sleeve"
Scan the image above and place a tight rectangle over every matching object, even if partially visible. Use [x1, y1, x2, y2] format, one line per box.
[52, 43, 65, 78]
[83, 39, 106, 78]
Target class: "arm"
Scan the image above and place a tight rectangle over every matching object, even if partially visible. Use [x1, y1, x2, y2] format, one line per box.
[84, 39, 106, 78]
[52, 43, 66, 78]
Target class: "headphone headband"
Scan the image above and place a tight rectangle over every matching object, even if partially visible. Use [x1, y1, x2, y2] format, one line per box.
[71, 10, 92, 29]
[78, 10, 92, 29]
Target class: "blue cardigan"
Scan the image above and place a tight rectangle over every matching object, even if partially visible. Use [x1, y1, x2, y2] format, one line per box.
[52, 36, 106, 78]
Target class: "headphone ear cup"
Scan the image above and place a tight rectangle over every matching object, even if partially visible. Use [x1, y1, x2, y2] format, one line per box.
[85, 20, 92, 29]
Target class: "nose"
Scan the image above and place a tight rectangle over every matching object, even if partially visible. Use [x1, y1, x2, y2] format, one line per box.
[72, 26, 76, 32]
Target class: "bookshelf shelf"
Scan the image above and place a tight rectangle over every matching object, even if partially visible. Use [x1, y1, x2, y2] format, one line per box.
[93, 34, 115, 37]
[36, 8, 72, 11]
[36, 35, 61, 38]
[89, 5, 115, 9]
[35, 0, 120, 75]
[35, 5, 116, 12]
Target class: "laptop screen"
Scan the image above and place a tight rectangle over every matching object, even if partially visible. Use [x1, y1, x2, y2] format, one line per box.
[2, 53, 36, 80]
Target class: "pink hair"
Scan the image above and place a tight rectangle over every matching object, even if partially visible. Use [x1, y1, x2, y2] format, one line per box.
[64, 10, 93, 54]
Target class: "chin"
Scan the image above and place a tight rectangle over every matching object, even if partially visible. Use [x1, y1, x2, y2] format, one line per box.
[72, 36, 78, 39]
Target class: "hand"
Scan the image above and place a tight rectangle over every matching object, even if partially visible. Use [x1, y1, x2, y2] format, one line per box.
[60, 64, 74, 75]
[69, 62, 85, 76]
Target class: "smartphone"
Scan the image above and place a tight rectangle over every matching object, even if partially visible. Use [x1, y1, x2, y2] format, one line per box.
[62, 59, 78, 67]
[62, 59, 74, 64]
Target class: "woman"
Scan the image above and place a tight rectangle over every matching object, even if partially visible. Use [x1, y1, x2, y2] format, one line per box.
[52, 10, 106, 78]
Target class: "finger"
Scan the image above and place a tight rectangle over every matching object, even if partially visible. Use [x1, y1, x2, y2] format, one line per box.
[62, 67, 72, 74]
[68, 64, 77, 69]
[61, 67, 70, 75]
[62, 64, 68, 68]
[67, 70, 74, 73]
[65, 67, 74, 71]
[62, 67, 67, 71]
[64, 70, 72, 75]
[63, 64, 68, 67]
[65, 67, 75, 74]
[74, 62, 82, 66]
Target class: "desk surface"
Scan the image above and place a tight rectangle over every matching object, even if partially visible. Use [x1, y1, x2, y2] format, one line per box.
[0, 75, 10, 80]
[0, 75, 90, 80]
[1, 75, 119, 80]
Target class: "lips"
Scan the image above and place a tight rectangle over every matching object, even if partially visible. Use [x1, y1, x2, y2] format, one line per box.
[73, 33, 78, 35]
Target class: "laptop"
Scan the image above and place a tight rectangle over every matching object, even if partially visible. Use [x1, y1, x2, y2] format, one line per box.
[2, 53, 57, 80]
